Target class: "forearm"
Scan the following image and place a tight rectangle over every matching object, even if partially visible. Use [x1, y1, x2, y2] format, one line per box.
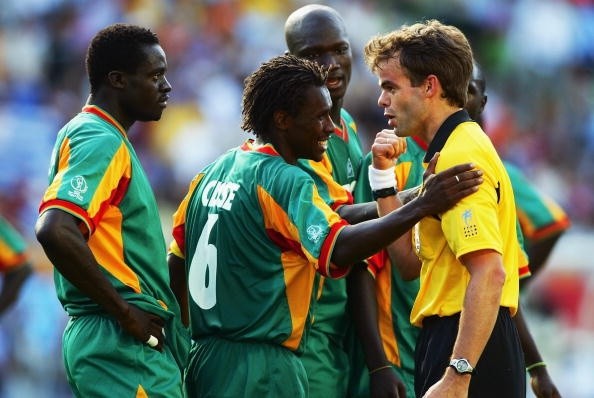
[453, 273, 502, 366]
[397, 186, 420, 205]
[376, 195, 420, 280]
[337, 202, 379, 224]
[513, 304, 543, 366]
[347, 263, 389, 370]
[36, 210, 130, 320]
[453, 251, 506, 366]
[331, 198, 426, 266]
[0, 264, 33, 315]
[168, 253, 189, 327]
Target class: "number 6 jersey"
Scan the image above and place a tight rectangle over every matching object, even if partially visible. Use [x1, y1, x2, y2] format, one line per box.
[169, 140, 350, 353]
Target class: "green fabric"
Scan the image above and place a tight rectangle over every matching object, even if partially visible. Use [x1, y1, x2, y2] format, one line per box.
[185, 337, 308, 397]
[301, 327, 349, 398]
[63, 315, 183, 398]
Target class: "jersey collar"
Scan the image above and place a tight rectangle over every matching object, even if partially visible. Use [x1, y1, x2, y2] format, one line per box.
[423, 109, 471, 163]
[82, 105, 127, 138]
[241, 139, 280, 156]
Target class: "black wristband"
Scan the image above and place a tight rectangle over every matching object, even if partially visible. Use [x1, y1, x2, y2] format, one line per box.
[372, 187, 397, 200]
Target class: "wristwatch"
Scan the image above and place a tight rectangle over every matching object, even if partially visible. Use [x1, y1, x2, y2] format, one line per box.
[449, 358, 474, 375]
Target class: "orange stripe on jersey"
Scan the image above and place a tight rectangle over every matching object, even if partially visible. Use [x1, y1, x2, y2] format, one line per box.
[135, 385, 148, 398]
[83, 105, 127, 138]
[527, 217, 571, 242]
[86, 143, 131, 226]
[334, 119, 349, 142]
[88, 205, 141, 293]
[519, 264, 531, 280]
[308, 155, 354, 209]
[375, 258, 401, 366]
[41, 136, 73, 207]
[280, 250, 317, 351]
[171, 173, 206, 257]
[0, 240, 26, 270]
[394, 162, 412, 192]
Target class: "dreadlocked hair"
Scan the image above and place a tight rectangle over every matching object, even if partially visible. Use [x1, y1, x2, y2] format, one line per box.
[241, 54, 327, 139]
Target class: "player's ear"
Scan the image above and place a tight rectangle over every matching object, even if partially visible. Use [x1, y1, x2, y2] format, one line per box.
[107, 71, 126, 89]
[424, 74, 440, 98]
[273, 110, 291, 130]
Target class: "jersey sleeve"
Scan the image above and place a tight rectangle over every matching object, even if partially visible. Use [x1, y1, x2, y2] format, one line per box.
[39, 125, 130, 235]
[258, 168, 349, 279]
[437, 147, 504, 258]
[170, 173, 205, 259]
[298, 155, 354, 210]
[505, 162, 570, 242]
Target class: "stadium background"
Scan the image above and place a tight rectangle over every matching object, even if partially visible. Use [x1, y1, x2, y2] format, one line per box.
[0, 0, 593, 396]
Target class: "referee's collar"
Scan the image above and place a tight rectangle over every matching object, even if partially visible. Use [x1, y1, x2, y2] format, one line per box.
[423, 109, 472, 163]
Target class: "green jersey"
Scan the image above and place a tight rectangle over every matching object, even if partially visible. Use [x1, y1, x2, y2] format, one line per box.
[171, 140, 349, 354]
[0, 215, 27, 272]
[298, 109, 363, 338]
[39, 105, 188, 369]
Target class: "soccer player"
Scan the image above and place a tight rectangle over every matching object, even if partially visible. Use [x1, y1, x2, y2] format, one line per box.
[167, 54, 482, 398]
[362, 20, 525, 397]
[35, 24, 189, 397]
[284, 5, 370, 397]
[0, 215, 33, 315]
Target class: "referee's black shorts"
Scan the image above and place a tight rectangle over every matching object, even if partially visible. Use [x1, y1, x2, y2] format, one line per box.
[415, 307, 526, 398]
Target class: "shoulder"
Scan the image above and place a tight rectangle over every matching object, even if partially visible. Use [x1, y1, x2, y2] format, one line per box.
[60, 113, 125, 152]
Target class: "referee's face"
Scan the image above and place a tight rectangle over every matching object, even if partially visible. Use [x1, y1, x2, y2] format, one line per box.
[376, 57, 427, 139]
[120, 44, 172, 123]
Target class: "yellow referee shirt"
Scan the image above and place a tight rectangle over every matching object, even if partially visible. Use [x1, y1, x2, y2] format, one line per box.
[410, 110, 521, 327]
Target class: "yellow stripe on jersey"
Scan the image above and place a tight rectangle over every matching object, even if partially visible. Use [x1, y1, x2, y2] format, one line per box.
[257, 185, 317, 350]
[86, 143, 131, 220]
[171, 173, 205, 258]
[42, 137, 71, 201]
[375, 260, 401, 366]
[84, 143, 140, 293]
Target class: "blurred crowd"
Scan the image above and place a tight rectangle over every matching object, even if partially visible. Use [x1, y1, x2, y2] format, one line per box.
[0, 0, 593, 397]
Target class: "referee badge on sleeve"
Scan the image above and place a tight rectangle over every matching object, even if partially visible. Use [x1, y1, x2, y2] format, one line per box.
[462, 209, 478, 238]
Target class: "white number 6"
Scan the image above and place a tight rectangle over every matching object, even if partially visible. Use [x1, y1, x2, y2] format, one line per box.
[189, 213, 218, 309]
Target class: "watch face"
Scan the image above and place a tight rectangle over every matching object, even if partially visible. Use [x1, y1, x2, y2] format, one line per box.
[456, 360, 469, 372]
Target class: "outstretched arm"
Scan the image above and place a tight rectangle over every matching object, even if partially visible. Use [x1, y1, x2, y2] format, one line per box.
[331, 130, 482, 268]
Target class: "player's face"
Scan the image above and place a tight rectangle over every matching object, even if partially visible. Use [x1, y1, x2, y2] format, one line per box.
[376, 57, 427, 138]
[289, 18, 352, 105]
[466, 79, 485, 121]
[121, 43, 171, 122]
[286, 85, 334, 163]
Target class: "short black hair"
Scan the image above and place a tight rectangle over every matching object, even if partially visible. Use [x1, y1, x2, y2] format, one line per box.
[241, 54, 327, 139]
[86, 23, 160, 95]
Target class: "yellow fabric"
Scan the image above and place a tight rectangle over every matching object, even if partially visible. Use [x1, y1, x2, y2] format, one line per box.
[411, 122, 521, 326]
